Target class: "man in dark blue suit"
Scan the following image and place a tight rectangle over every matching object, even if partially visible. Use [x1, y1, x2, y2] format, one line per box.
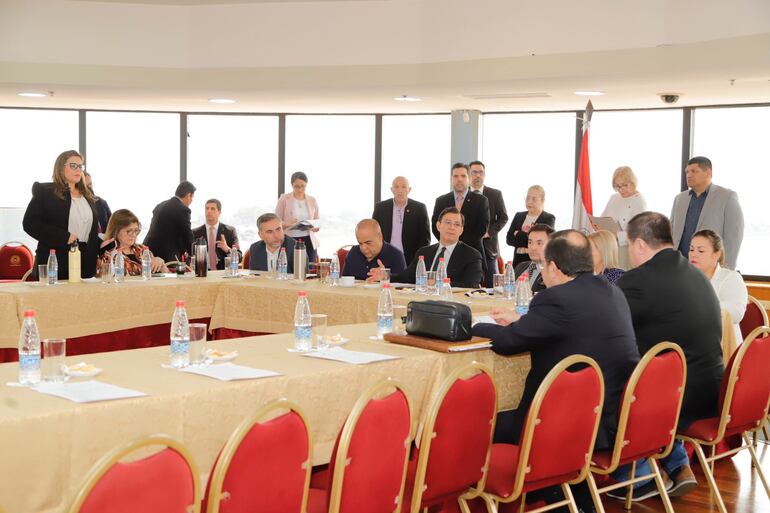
[342, 219, 406, 281]
[248, 213, 295, 273]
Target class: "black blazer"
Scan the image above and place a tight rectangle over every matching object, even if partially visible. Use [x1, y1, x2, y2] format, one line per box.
[431, 190, 490, 262]
[248, 236, 296, 273]
[514, 261, 545, 293]
[473, 273, 640, 449]
[192, 223, 241, 271]
[505, 210, 556, 267]
[392, 241, 483, 289]
[22, 182, 100, 279]
[372, 198, 430, 265]
[93, 196, 112, 236]
[479, 186, 508, 258]
[617, 248, 724, 428]
[143, 197, 194, 263]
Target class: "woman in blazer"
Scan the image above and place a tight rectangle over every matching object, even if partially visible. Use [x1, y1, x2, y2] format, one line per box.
[22, 150, 102, 280]
[505, 185, 556, 267]
[275, 171, 320, 262]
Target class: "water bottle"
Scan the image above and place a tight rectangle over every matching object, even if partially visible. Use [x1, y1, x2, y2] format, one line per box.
[503, 261, 516, 300]
[170, 300, 190, 368]
[18, 310, 41, 386]
[415, 256, 427, 293]
[229, 244, 239, 276]
[68, 242, 81, 283]
[330, 253, 340, 286]
[435, 257, 447, 294]
[439, 277, 453, 300]
[376, 282, 394, 339]
[113, 251, 125, 283]
[141, 248, 152, 280]
[293, 291, 312, 351]
[278, 247, 289, 280]
[46, 249, 57, 285]
[515, 273, 534, 315]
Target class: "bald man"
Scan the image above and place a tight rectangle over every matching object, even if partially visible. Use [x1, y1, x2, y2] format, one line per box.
[341, 219, 407, 280]
[372, 176, 430, 264]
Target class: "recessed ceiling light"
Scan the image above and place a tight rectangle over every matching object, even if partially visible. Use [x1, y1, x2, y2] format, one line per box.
[17, 91, 49, 98]
[208, 98, 236, 104]
[393, 95, 422, 102]
[574, 91, 605, 96]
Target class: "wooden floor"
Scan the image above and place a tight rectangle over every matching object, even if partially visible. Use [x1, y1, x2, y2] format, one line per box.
[602, 442, 770, 513]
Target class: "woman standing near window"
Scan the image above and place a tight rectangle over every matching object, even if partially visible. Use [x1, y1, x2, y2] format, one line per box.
[276, 171, 320, 263]
[600, 166, 647, 269]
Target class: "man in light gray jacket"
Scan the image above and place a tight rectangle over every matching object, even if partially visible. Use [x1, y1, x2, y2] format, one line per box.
[671, 156, 744, 269]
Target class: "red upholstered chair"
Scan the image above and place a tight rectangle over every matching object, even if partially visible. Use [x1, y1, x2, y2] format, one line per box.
[202, 399, 311, 513]
[740, 295, 769, 341]
[241, 249, 250, 270]
[336, 246, 352, 273]
[0, 241, 34, 280]
[586, 342, 687, 513]
[677, 326, 770, 513]
[481, 355, 604, 513]
[67, 434, 200, 513]
[308, 379, 412, 513]
[403, 363, 497, 513]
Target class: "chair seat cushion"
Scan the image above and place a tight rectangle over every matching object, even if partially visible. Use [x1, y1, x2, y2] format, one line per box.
[681, 417, 721, 442]
[484, 443, 521, 498]
[306, 487, 327, 513]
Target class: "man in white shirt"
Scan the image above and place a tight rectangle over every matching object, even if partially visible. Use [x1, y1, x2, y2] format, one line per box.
[192, 199, 240, 270]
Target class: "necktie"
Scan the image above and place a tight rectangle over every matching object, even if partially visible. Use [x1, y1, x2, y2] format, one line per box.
[527, 261, 538, 284]
[431, 246, 446, 272]
[455, 193, 464, 210]
[208, 226, 218, 270]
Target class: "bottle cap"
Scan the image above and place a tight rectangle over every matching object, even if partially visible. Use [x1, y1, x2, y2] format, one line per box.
[439, 257, 445, 262]
[382, 282, 391, 289]
[520, 273, 529, 279]
[175, 300, 186, 307]
[49, 249, 56, 254]
[507, 261, 512, 265]
[23, 310, 36, 318]
[298, 291, 307, 297]
[443, 278, 450, 284]
[418, 255, 424, 260]
[280, 247, 286, 252]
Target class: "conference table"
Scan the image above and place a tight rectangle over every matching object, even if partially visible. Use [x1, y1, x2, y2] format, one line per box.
[0, 323, 530, 513]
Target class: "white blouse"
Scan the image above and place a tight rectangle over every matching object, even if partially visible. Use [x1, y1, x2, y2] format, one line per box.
[710, 264, 748, 344]
[68, 196, 93, 243]
[286, 199, 310, 238]
[601, 192, 647, 246]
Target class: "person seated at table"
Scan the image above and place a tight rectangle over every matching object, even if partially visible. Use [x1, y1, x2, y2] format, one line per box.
[689, 229, 747, 344]
[588, 229, 625, 284]
[97, 209, 167, 276]
[248, 213, 296, 273]
[343, 219, 406, 281]
[370, 207, 483, 288]
[513, 223, 554, 293]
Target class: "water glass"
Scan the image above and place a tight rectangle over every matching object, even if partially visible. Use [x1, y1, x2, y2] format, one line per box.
[312, 314, 328, 350]
[393, 305, 407, 335]
[188, 323, 208, 365]
[493, 274, 505, 295]
[426, 271, 437, 295]
[317, 261, 331, 285]
[100, 261, 113, 284]
[42, 338, 66, 383]
[38, 265, 47, 285]
[224, 256, 232, 275]
[380, 268, 391, 283]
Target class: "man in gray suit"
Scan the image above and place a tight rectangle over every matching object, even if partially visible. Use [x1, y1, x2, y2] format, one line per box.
[671, 156, 744, 269]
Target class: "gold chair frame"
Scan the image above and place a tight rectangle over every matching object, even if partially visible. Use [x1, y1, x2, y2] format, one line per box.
[67, 434, 201, 513]
[747, 295, 769, 329]
[677, 326, 770, 513]
[205, 399, 312, 513]
[585, 342, 686, 513]
[482, 354, 605, 513]
[409, 362, 497, 513]
[327, 378, 413, 513]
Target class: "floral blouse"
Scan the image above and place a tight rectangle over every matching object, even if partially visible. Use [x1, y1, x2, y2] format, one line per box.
[97, 244, 154, 277]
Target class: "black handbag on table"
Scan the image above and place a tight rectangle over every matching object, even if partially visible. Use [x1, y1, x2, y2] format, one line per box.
[405, 300, 472, 342]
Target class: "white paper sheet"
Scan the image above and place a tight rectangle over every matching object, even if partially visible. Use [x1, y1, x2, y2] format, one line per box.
[472, 315, 497, 326]
[179, 363, 281, 381]
[301, 346, 399, 365]
[32, 380, 147, 403]
[447, 341, 493, 352]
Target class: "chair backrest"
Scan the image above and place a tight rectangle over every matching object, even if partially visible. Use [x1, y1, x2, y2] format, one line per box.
[740, 296, 769, 341]
[203, 399, 311, 513]
[241, 249, 251, 270]
[410, 363, 497, 512]
[609, 342, 686, 469]
[327, 380, 412, 513]
[514, 355, 604, 497]
[717, 326, 770, 438]
[337, 246, 351, 272]
[0, 241, 34, 280]
[67, 434, 200, 513]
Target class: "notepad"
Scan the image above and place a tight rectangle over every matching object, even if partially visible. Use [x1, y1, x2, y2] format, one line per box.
[32, 380, 147, 403]
[301, 346, 399, 365]
[179, 363, 281, 381]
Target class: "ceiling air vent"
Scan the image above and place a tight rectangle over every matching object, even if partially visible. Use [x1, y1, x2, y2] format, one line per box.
[463, 92, 551, 100]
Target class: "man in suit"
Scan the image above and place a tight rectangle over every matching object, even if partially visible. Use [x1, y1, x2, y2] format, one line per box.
[671, 156, 744, 269]
[372, 176, 430, 264]
[248, 213, 296, 273]
[431, 163, 490, 273]
[143, 181, 195, 263]
[343, 219, 406, 281]
[192, 198, 241, 271]
[616, 211, 723, 500]
[83, 171, 111, 238]
[469, 161, 508, 287]
[374, 207, 483, 288]
[513, 223, 554, 293]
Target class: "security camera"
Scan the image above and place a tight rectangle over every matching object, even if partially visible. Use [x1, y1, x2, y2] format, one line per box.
[658, 93, 681, 104]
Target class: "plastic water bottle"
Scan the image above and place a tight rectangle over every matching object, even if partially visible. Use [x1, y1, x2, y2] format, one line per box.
[46, 249, 57, 285]
[503, 261, 516, 300]
[141, 248, 152, 280]
[278, 247, 288, 280]
[18, 310, 41, 386]
[113, 251, 125, 283]
[330, 253, 340, 286]
[376, 282, 394, 339]
[293, 291, 312, 351]
[439, 277, 453, 300]
[415, 256, 427, 293]
[229, 244, 239, 276]
[170, 300, 190, 368]
[515, 273, 533, 315]
[435, 257, 447, 294]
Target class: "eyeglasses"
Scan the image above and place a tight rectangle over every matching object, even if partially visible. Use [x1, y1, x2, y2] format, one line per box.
[123, 229, 141, 236]
[441, 220, 463, 228]
[613, 182, 631, 191]
[470, 169, 485, 176]
[66, 163, 86, 171]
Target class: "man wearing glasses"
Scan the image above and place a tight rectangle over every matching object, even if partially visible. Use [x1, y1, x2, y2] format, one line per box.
[342, 219, 406, 280]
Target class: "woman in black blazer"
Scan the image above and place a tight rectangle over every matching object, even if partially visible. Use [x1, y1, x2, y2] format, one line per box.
[23, 150, 103, 280]
[505, 185, 556, 267]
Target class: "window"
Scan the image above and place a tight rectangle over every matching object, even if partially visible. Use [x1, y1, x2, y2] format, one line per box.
[285, 115, 375, 255]
[692, 106, 770, 276]
[187, 115, 279, 250]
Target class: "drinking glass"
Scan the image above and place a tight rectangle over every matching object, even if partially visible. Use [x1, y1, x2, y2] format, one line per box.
[100, 261, 113, 284]
[317, 261, 331, 285]
[224, 256, 232, 276]
[380, 268, 391, 283]
[312, 314, 328, 351]
[493, 274, 505, 296]
[188, 323, 208, 365]
[426, 271, 437, 295]
[393, 305, 407, 335]
[38, 265, 47, 285]
[42, 338, 66, 383]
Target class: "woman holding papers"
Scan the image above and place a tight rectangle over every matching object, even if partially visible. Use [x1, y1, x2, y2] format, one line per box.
[276, 171, 320, 262]
[599, 166, 647, 269]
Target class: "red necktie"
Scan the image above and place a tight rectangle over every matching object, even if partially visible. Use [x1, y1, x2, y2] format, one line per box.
[208, 226, 218, 270]
[455, 193, 464, 210]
